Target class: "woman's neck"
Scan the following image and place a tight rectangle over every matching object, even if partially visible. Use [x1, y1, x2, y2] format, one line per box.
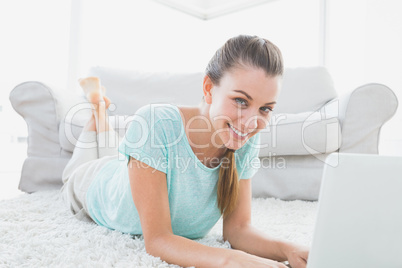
[178, 102, 227, 167]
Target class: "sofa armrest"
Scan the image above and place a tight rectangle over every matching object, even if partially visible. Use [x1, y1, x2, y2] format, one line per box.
[332, 83, 398, 153]
[9, 81, 84, 193]
[9, 82, 65, 157]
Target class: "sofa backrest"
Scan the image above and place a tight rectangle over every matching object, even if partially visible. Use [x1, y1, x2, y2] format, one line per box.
[277, 67, 338, 113]
[88, 66, 338, 116]
[88, 66, 204, 116]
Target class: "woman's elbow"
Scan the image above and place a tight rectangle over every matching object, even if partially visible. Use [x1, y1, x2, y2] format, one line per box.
[144, 233, 172, 257]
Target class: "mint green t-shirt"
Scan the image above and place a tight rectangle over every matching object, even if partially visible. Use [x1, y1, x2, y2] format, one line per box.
[86, 103, 261, 240]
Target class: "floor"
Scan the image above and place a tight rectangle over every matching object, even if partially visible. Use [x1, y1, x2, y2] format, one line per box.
[0, 141, 26, 201]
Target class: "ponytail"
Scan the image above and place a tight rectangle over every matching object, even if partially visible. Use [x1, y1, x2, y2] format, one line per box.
[209, 35, 283, 219]
[217, 149, 238, 219]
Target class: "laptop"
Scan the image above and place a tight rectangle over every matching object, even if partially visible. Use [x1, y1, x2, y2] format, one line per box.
[305, 153, 402, 268]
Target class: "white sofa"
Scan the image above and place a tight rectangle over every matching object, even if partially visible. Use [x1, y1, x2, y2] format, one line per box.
[9, 66, 398, 200]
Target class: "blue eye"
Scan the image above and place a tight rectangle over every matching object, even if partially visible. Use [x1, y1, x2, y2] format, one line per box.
[235, 98, 247, 105]
[260, 107, 273, 113]
[235, 97, 273, 114]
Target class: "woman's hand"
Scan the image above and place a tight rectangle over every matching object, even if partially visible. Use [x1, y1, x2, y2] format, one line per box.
[225, 249, 289, 268]
[283, 243, 310, 268]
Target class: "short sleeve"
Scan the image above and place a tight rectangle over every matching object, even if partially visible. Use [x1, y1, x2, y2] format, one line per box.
[235, 132, 261, 180]
[118, 104, 168, 174]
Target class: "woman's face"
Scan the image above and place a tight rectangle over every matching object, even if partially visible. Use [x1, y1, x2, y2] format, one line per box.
[204, 66, 280, 150]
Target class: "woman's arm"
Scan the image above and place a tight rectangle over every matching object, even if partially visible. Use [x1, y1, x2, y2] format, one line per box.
[224, 224, 308, 263]
[128, 157, 224, 266]
[150, 232, 294, 268]
[223, 179, 309, 267]
[129, 157, 289, 268]
[149, 233, 233, 267]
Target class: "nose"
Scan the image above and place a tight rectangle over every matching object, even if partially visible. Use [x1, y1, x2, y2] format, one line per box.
[238, 108, 269, 132]
[246, 115, 258, 131]
[242, 110, 269, 132]
[240, 111, 259, 132]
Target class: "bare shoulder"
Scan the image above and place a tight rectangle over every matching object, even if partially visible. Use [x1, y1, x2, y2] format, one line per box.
[176, 105, 199, 119]
[176, 105, 202, 128]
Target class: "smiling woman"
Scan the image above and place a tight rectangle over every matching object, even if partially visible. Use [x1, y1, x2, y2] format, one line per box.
[200, 37, 283, 233]
[205, 67, 279, 149]
[60, 34, 309, 268]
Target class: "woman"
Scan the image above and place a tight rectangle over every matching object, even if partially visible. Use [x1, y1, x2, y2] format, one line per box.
[61, 34, 309, 268]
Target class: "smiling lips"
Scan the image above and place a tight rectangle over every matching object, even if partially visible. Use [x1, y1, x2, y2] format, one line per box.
[228, 123, 250, 138]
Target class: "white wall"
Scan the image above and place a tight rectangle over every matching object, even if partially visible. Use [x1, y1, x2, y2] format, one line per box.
[0, 0, 71, 99]
[75, 0, 320, 81]
[0, 0, 71, 158]
[327, 0, 402, 149]
[0, 0, 400, 145]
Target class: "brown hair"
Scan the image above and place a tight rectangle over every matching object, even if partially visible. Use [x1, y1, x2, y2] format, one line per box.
[205, 35, 283, 219]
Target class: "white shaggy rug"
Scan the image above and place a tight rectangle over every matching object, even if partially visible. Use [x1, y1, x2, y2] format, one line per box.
[0, 191, 317, 267]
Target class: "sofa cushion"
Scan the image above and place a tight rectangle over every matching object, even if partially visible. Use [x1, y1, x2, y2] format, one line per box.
[88, 66, 205, 116]
[88, 66, 338, 116]
[59, 111, 127, 154]
[258, 111, 341, 157]
[275, 67, 338, 114]
[60, 108, 342, 157]
[59, 66, 341, 156]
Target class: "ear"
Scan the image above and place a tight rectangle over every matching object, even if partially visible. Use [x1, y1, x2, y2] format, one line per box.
[203, 75, 213, 104]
